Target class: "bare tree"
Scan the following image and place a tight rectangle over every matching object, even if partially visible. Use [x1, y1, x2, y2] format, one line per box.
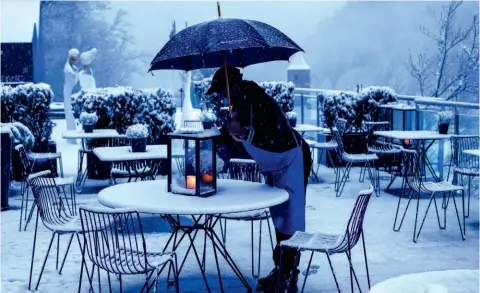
[407, 1, 478, 100]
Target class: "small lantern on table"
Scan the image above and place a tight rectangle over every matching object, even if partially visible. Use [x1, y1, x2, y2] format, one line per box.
[167, 128, 221, 197]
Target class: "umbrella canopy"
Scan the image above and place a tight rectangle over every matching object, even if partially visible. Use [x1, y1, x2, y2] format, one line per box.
[149, 18, 303, 72]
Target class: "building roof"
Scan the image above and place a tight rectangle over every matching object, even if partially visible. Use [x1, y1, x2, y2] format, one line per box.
[1, 0, 39, 43]
[287, 53, 310, 70]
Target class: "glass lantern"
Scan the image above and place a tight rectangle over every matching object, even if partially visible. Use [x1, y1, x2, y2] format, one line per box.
[167, 129, 221, 197]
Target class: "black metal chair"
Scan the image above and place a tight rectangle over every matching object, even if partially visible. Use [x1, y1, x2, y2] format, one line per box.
[27, 170, 86, 291]
[79, 206, 179, 293]
[279, 185, 374, 293]
[307, 134, 340, 185]
[16, 144, 76, 232]
[333, 119, 379, 197]
[394, 148, 465, 243]
[219, 158, 275, 278]
[448, 135, 479, 218]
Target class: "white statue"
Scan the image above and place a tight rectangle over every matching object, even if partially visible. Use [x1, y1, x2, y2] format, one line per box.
[79, 48, 97, 90]
[63, 48, 79, 143]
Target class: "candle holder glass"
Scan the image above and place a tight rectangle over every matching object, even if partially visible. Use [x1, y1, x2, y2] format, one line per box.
[167, 129, 220, 197]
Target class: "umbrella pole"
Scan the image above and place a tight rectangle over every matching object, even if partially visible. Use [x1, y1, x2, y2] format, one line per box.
[217, 1, 233, 118]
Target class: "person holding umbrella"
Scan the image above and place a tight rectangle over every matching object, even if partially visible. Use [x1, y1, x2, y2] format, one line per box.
[208, 66, 312, 293]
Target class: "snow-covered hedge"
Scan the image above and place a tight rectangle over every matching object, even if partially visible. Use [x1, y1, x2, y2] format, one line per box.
[0, 83, 54, 150]
[0, 122, 35, 150]
[72, 86, 176, 143]
[319, 86, 397, 131]
[192, 79, 296, 123]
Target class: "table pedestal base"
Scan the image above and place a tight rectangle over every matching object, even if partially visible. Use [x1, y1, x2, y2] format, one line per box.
[162, 215, 252, 293]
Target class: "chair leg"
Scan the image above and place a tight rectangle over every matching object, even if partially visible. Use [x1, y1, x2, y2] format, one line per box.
[300, 251, 314, 293]
[413, 193, 436, 243]
[393, 188, 414, 232]
[465, 176, 471, 218]
[336, 162, 352, 197]
[266, 215, 274, 251]
[361, 231, 371, 289]
[59, 233, 75, 274]
[34, 232, 56, 290]
[325, 253, 341, 293]
[19, 180, 28, 231]
[28, 212, 40, 290]
[345, 250, 362, 293]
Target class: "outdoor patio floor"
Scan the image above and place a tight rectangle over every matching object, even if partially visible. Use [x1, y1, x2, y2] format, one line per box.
[1, 120, 478, 292]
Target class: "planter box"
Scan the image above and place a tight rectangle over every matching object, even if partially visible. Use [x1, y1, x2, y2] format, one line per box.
[1, 133, 12, 211]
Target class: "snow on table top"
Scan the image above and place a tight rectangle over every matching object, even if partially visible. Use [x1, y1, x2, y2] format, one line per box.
[62, 129, 120, 139]
[463, 149, 480, 157]
[374, 131, 450, 140]
[98, 179, 288, 215]
[93, 145, 168, 162]
[294, 124, 329, 133]
[369, 269, 479, 293]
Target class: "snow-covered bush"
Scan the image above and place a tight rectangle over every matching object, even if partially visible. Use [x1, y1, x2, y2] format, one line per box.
[192, 77, 223, 123]
[286, 111, 298, 120]
[72, 86, 176, 143]
[259, 81, 295, 113]
[0, 83, 54, 151]
[319, 86, 398, 131]
[199, 109, 217, 122]
[437, 110, 454, 125]
[126, 124, 149, 139]
[0, 122, 35, 150]
[79, 112, 98, 125]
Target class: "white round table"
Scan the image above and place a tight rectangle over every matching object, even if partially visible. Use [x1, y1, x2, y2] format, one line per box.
[369, 269, 478, 293]
[98, 179, 288, 293]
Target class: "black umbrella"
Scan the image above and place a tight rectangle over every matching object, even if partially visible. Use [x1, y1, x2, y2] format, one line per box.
[148, 2, 304, 115]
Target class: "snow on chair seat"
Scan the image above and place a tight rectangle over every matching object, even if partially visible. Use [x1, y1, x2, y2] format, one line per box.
[230, 158, 257, 164]
[27, 152, 62, 161]
[310, 140, 338, 150]
[220, 208, 270, 220]
[111, 167, 152, 176]
[343, 153, 379, 162]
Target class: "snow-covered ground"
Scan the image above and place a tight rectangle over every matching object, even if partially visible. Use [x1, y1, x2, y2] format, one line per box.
[1, 120, 478, 293]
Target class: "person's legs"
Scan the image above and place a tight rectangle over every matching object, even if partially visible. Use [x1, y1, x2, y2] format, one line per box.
[257, 143, 311, 292]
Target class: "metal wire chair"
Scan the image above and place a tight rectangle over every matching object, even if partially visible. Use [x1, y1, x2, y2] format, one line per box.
[448, 135, 479, 218]
[219, 158, 275, 278]
[79, 206, 179, 293]
[16, 144, 76, 232]
[333, 119, 379, 197]
[27, 170, 86, 291]
[307, 134, 340, 185]
[279, 185, 374, 293]
[393, 148, 465, 243]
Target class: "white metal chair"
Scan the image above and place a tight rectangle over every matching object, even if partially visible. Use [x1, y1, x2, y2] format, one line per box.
[79, 206, 179, 293]
[27, 170, 86, 291]
[16, 144, 76, 232]
[394, 148, 465, 243]
[333, 119, 379, 197]
[219, 158, 275, 278]
[448, 135, 479, 218]
[279, 185, 374, 293]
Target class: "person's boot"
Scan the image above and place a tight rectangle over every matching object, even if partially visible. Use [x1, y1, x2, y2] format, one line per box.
[256, 267, 279, 290]
[260, 269, 299, 293]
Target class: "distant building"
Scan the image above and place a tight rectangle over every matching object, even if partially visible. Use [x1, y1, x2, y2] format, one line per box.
[1, 0, 42, 86]
[287, 53, 310, 89]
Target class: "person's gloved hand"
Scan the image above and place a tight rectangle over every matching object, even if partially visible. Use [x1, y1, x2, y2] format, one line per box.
[228, 119, 247, 140]
[265, 173, 274, 187]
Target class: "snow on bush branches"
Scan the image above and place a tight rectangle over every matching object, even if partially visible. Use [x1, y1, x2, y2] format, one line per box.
[72, 86, 176, 143]
[79, 112, 98, 125]
[0, 122, 35, 150]
[126, 124, 149, 139]
[437, 110, 454, 125]
[199, 109, 217, 122]
[0, 83, 54, 151]
[318, 86, 397, 131]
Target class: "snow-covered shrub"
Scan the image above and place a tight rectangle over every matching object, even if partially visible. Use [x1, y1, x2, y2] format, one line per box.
[437, 110, 454, 125]
[126, 124, 149, 139]
[319, 86, 398, 131]
[79, 112, 98, 125]
[72, 86, 176, 143]
[199, 109, 217, 122]
[259, 81, 295, 113]
[0, 83, 54, 151]
[285, 111, 298, 120]
[0, 122, 35, 150]
[192, 77, 223, 123]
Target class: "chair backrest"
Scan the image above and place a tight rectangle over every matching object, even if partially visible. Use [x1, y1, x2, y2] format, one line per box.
[449, 135, 479, 177]
[28, 170, 74, 230]
[15, 144, 31, 178]
[365, 121, 391, 147]
[184, 120, 203, 129]
[79, 206, 149, 274]
[228, 159, 263, 183]
[333, 185, 374, 253]
[332, 119, 347, 156]
[400, 147, 423, 191]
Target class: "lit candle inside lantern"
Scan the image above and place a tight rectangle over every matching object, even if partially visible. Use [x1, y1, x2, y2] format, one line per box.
[202, 172, 213, 183]
[186, 176, 196, 189]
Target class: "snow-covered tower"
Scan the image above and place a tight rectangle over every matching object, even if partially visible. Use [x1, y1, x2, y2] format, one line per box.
[287, 53, 310, 88]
